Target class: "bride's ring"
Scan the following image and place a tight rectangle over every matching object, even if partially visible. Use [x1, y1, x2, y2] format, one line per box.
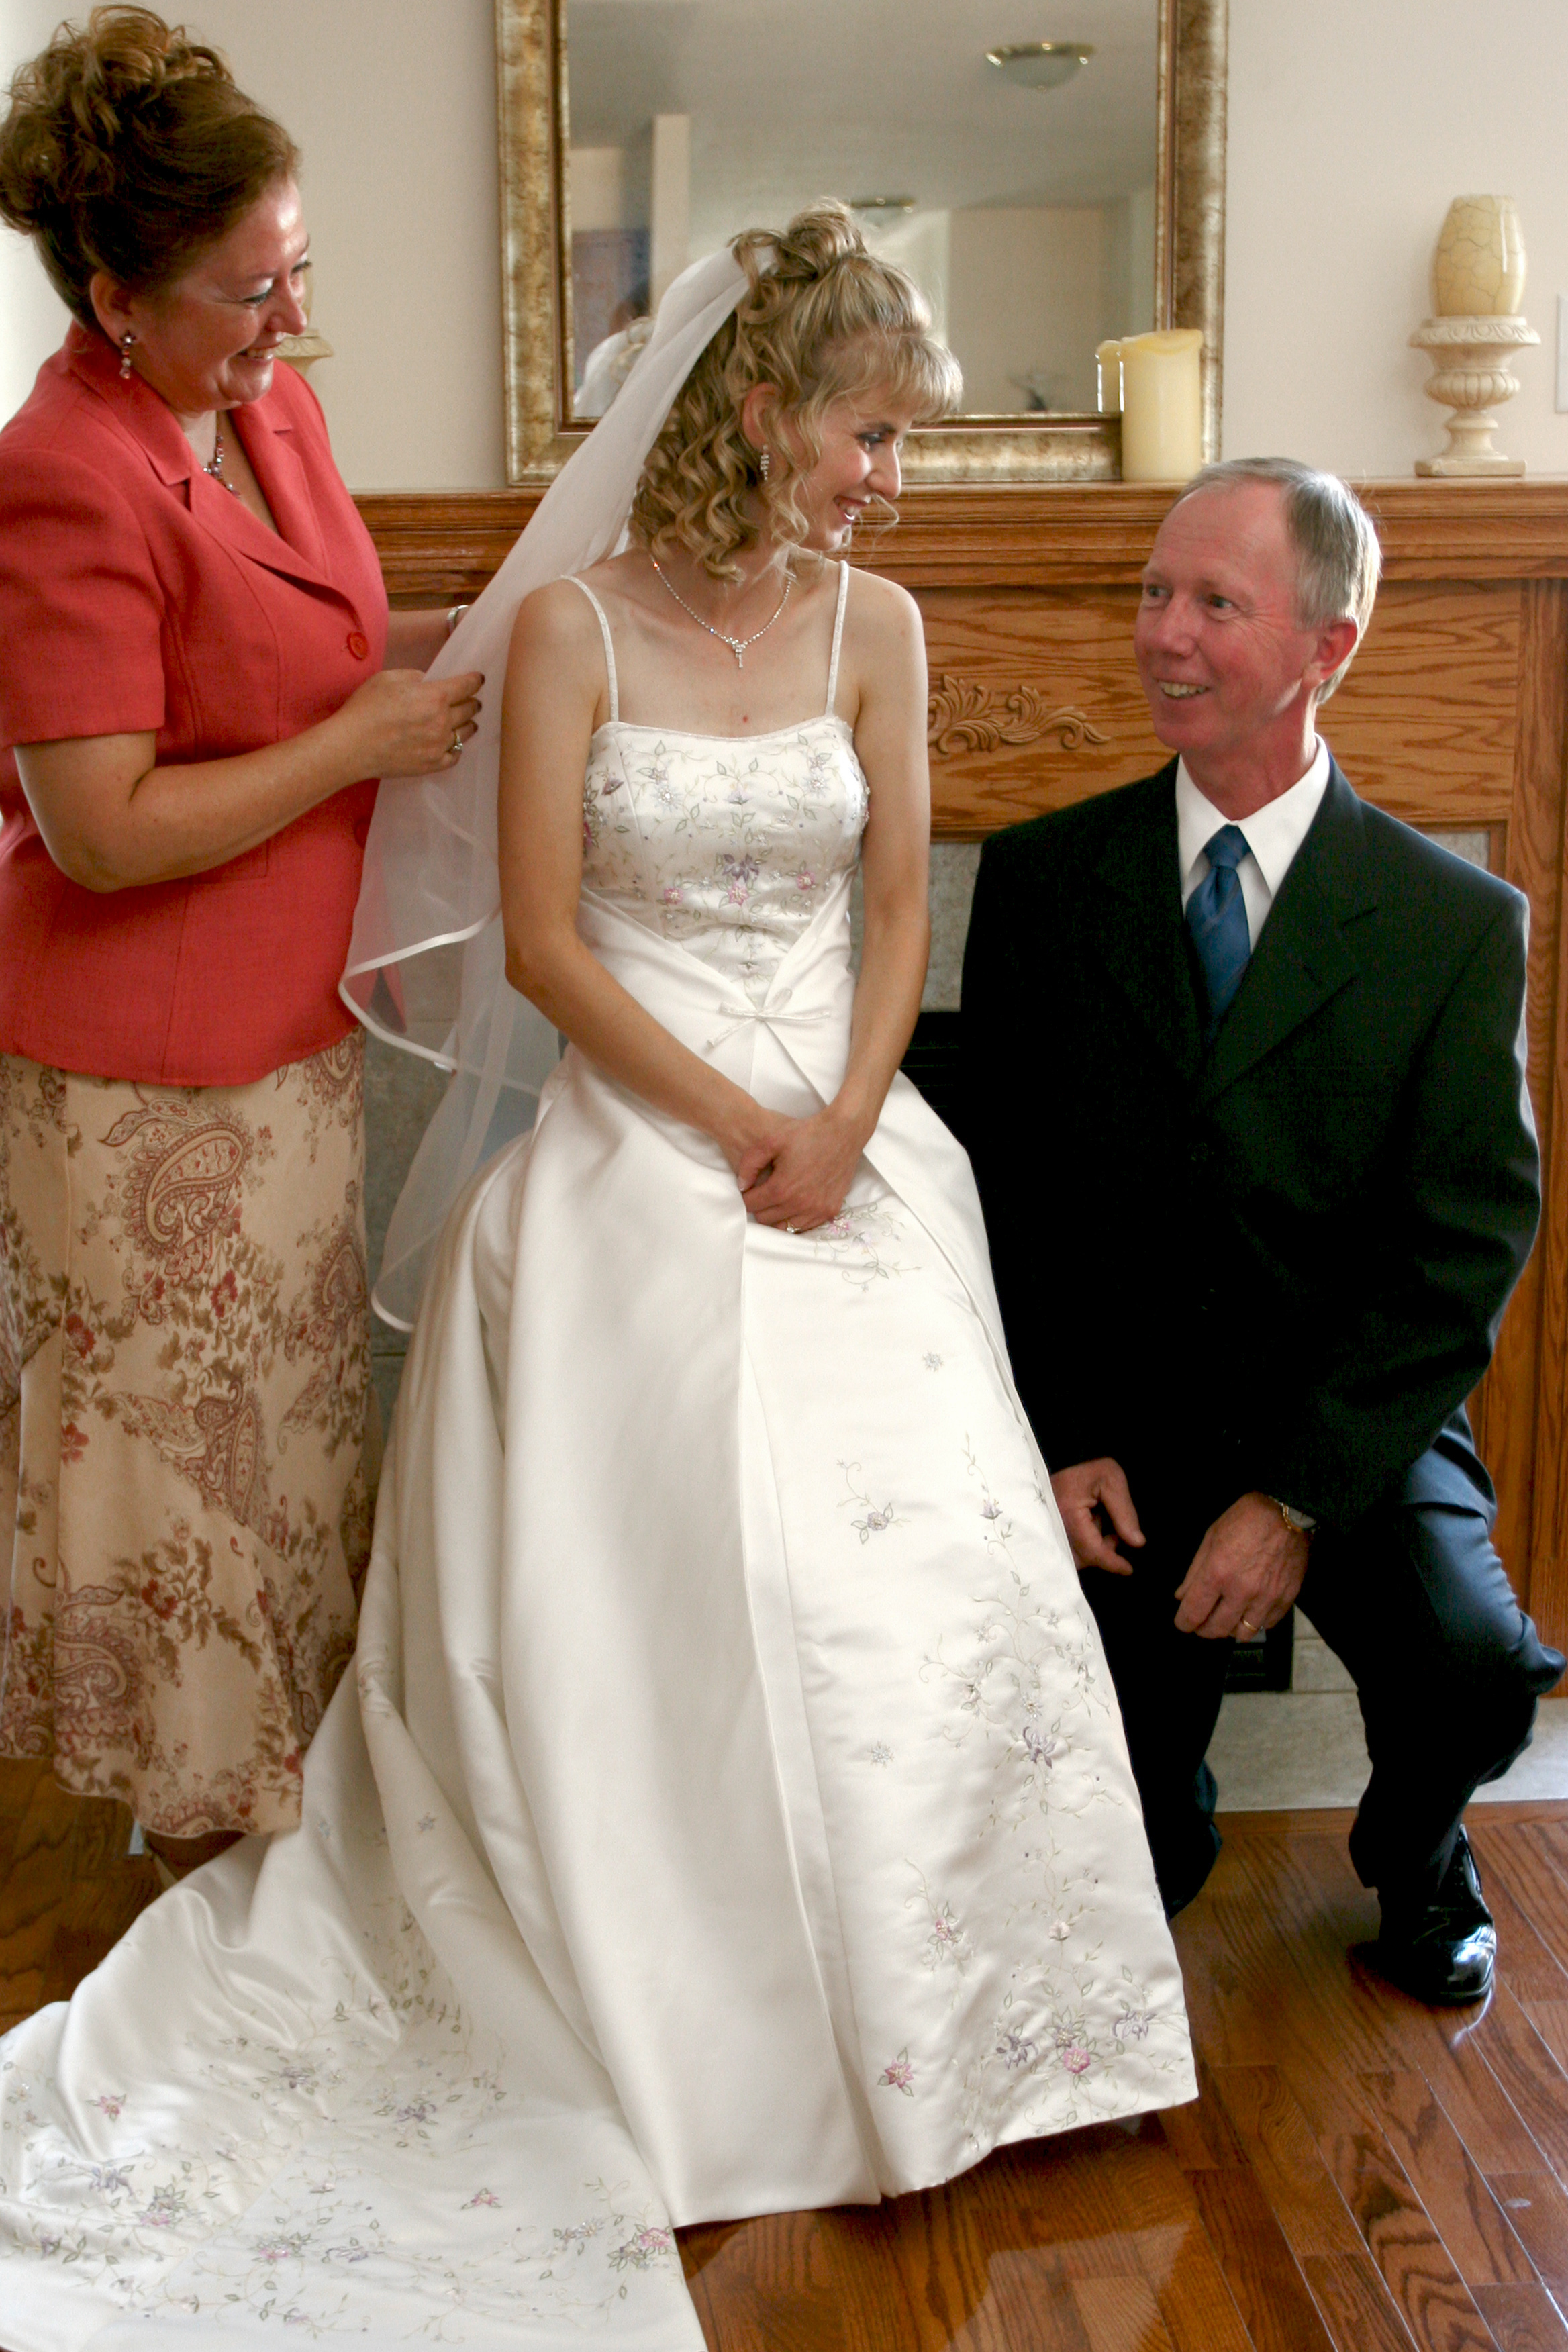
[785, 1222, 797, 1234]
[449, 732, 463, 757]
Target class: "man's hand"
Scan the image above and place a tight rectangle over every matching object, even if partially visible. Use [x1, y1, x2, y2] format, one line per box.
[1050, 1459, 1146, 1575]
[1174, 1491, 1309, 1639]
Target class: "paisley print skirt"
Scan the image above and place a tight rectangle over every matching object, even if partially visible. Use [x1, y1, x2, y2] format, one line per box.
[0, 1036, 375, 1836]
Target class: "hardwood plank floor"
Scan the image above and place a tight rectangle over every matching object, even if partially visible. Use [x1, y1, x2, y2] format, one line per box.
[0, 1759, 161, 2037]
[3, 1759, 1567, 2350]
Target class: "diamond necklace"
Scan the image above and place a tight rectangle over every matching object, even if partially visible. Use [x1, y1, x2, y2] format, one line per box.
[203, 420, 240, 497]
[648, 554, 793, 669]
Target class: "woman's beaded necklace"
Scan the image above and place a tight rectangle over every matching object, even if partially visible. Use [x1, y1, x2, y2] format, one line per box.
[648, 554, 793, 669]
[203, 421, 240, 497]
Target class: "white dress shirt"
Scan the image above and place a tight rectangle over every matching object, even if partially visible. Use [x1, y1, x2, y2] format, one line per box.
[1176, 738, 1331, 950]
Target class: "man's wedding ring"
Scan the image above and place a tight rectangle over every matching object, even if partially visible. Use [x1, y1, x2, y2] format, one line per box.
[1238, 1614, 1257, 1633]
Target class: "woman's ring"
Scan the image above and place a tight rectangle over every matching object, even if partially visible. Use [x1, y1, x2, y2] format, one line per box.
[449, 732, 463, 756]
[785, 1222, 797, 1234]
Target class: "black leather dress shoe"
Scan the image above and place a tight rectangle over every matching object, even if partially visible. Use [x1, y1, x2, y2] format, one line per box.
[1356, 1830, 1496, 2006]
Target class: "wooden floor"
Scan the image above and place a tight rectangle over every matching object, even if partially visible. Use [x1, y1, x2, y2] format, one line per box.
[0, 1759, 162, 2035]
[5, 1761, 1568, 2351]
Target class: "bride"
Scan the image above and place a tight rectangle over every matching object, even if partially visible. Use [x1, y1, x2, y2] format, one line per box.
[0, 208, 1193, 2348]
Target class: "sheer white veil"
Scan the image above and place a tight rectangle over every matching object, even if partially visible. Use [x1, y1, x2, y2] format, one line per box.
[341, 245, 756, 1328]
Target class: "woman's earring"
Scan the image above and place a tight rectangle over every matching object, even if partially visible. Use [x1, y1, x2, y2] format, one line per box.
[118, 332, 136, 381]
[758, 450, 771, 483]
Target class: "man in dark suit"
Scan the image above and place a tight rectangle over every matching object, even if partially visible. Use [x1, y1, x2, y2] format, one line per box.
[961, 457, 1563, 2003]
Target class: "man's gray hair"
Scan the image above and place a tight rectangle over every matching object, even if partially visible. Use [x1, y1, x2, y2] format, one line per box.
[1173, 457, 1382, 702]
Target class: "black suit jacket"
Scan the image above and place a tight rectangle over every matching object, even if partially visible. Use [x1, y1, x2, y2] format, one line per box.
[961, 759, 1540, 1538]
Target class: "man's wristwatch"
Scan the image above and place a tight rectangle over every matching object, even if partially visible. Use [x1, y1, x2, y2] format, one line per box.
[1269, 1496, 1317, 1535]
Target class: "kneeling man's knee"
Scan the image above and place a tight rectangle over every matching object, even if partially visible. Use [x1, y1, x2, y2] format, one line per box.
[1457, 1618, 1561, 1779]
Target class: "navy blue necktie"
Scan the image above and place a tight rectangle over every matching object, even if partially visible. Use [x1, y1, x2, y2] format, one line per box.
[1187, 824, 1252, 1038]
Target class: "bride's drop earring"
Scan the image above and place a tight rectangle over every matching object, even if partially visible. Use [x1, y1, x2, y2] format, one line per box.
[758, 450, 771, 483]
[119, 332, 136, 380]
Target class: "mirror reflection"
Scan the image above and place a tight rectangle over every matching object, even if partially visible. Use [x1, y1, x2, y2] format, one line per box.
[565, 0, 1159, 421]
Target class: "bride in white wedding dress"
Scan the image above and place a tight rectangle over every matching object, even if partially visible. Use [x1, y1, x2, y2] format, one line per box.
[0, 209, 1193, 2349]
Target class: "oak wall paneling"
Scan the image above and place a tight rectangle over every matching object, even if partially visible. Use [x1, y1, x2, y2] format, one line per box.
[358, 479, 1568, 1655]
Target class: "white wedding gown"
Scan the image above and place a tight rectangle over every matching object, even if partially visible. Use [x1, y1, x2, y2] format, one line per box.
[0, 567, 1193, 2349]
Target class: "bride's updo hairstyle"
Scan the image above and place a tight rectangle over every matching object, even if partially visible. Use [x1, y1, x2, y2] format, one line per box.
[630, 200, 962, 583]
[0, 6, 298, 325]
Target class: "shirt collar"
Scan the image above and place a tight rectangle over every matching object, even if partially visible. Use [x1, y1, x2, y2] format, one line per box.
[1175, 738, 1332, 899]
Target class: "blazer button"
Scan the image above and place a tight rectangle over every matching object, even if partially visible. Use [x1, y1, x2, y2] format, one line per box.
[347, 630, 370, 660]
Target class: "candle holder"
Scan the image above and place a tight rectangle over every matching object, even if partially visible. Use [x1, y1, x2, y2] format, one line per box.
[1408, 315, 1538, 475]
[275, 326, 334, 381]
[275, 262, 334, 382]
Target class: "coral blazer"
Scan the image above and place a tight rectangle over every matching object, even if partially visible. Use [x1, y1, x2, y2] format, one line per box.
[0, 324, 387, 1087]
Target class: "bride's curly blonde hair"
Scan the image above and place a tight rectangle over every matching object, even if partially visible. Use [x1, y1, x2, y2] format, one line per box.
[629, 201, 961, 583]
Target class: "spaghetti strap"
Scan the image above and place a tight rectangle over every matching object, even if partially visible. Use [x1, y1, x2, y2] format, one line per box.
[565, 575, 619, 722]
[824, 561, 850, 718]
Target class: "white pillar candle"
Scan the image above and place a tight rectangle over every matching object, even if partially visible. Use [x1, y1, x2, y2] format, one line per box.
[1096, 339, 1124, 415]
[1119, 329, 1204, 482]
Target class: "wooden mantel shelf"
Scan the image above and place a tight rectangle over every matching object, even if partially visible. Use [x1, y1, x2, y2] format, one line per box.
[358, 477, 1568, 605]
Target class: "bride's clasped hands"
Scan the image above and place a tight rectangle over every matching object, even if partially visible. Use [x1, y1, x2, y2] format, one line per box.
[732, 1094, 870, 1231]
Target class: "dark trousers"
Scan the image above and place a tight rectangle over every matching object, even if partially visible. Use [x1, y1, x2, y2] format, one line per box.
[1081, 1414, 1565, 1918]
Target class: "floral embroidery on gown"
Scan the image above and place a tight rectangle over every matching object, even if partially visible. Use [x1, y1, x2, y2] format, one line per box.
[0, 565, 1193, 2349]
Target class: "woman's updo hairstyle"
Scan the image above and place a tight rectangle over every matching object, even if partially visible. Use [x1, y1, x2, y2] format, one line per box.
[0, 7, 299, 325]
[630, 200, 962, 583]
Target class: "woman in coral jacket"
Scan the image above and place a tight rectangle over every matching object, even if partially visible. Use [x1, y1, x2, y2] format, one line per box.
[0, 7, 481, 1875]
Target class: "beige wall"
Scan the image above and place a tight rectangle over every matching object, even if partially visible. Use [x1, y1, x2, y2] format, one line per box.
[0, 0, 506, 489]
[0, 1, 81, 428]
[3, 0, 1568, 484]
[947, 207, 1110, 415]
[1224, 0, 1568, 476]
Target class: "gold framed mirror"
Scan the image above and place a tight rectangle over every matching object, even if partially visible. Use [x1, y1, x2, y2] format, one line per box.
[496, 0, 1226, 486]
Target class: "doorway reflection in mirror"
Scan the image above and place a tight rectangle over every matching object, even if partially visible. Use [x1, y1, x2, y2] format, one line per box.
[565, 0, 1159, 422]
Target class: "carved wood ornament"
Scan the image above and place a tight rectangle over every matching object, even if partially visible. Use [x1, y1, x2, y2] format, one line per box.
[926, 675, 1110, 758]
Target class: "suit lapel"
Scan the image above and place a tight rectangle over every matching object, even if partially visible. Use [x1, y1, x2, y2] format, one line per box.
[189, 404, 337, 594]
[1199, 764, 1375, 1104]
[1088, 766, 1204, 1079]
[230, 400, 331, 580]
[65, 326, 342, 599]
